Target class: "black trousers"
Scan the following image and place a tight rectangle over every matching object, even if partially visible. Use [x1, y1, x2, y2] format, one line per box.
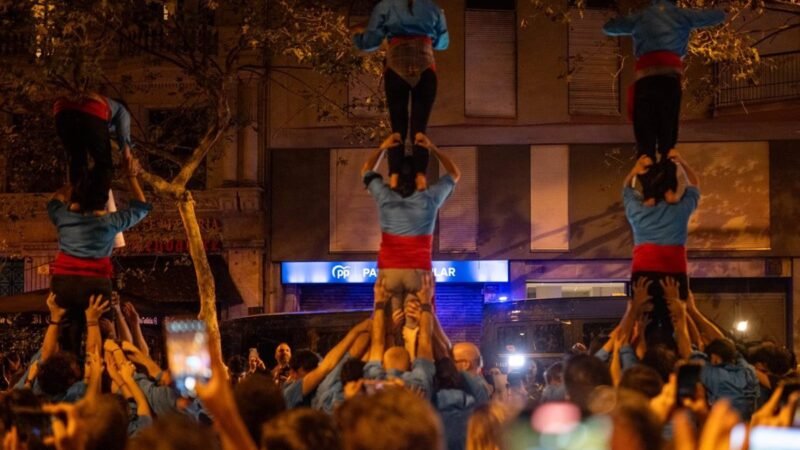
[55, 110, 113, 197]
[51, 274, 113, 356]
[631, 271, 690, 347]
[633, 75, 682, 161]
[385, 68, 437, 176]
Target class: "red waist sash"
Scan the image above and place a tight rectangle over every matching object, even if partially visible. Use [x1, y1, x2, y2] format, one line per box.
[378, 233, 433, 270]
[51, 252, 113, 279]
[53, 97, 110, 121]
[632, 243, 687, 274]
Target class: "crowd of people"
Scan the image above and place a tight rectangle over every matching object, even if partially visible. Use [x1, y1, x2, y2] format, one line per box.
[3, 0, 799, 449]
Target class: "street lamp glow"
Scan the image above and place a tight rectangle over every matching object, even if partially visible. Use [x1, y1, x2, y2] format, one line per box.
[735, 321, 749, 332]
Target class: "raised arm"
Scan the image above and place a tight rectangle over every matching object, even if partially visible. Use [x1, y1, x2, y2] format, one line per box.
[303, 318, 371, 396]
[352, 2, 389, 52]
[624, 155, 653, 188]
[123, 302, 150, 356]
[686, 291, 724, 348]
[603, 15, 637, 36]
[663, 278, 692, 360]
[417, 134, 461, 182]
[42, 293, 66, 362]
[416, 273, 435, 362]
[127, 157, 146, 203]
[111, 295, 134, 344]
[669, 150, 699, 188]
[361, 133, 400, 178]
[85, 295, 111, 357]
[369, 277, 388, 362]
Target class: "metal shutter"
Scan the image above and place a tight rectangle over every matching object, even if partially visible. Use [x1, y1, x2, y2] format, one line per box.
[465, 10, 517, 118]
[329, 148, 382, 252]
[438, 147, 478, 252]
[530, 145, 570, 251]
[568, 9, 621, 116]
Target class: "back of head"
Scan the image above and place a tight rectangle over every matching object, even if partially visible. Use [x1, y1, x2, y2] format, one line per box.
[81, 394, 128, 450]
[610, 389, 664, 450]
[434, 358, 465, 392]
[234, 373, 287, 444]
[289, 349, 322, 374]
[38, 351, 80, 397]
[337, 387, 444, 450]
[74, 175, 110, 212]
[639, 161, 677, 203]
[466, 403, 507, 450]
[392, 157, 417, 198]
[228, 355, 247, 376]
[341, 359, 366, 385]
[261, 408, 342, 450]
[619, 365, 664, 399]
[545, 362, 564, 385]
[384, 346, 411, 373]
[750, 344, 792, 376]
[641, 344, 678, 382]
[564, 354, 612, 416]
[706, 338, 738, 364]
[453, 342, 483, 374]
[127, 414, 219, 450]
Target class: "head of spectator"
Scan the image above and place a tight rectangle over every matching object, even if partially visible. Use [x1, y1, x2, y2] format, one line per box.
[228, 355, 247, 384]
[434, 358, 465, 392]
[608, 389, 664, 450]
[341, 359, 366, 400]
[337, 387, 445, 450]
[466, 403, 508, 450]
[641, 344, 679, 382]
[234, 373, 287, 444]
[38, 351, 81, 397]
[275, 343, 292, 368]
[127, 413, 220, 450]
[289, 349, 322, 380]
[453, 342, 483, 376]
[564, 354, 612, 416]
[706, 338, 738, 366]
[261, 408, 342, 450]
[750, 344, 792, 377]
[542, 362, 566, 402]
[619, 364, 664, 399]
[0, 388, 41, 438]
[78, 394, 129, 450]
[384, 346, 411, 373]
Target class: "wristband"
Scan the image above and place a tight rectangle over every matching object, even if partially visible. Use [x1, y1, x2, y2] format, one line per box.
[48, 318, 63, 326]
[86, 320, 99, 326]
[374, 301, 387, 311]
[420, 304, 433, 313]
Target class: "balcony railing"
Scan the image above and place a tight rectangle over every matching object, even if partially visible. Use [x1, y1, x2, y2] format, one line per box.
[118, 25, 219, 57]
[715, 50, 800, 109]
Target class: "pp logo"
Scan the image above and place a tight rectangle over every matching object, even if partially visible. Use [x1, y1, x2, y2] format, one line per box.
[331, 265, 352, 280]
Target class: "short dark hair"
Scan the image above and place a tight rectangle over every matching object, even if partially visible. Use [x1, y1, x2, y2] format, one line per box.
[563, 354, 612, 416]
[706, 338, 738, 365]
[639, 161, 677, 202]
[82, 394, 129, 450]
[611, 389, 664, 450]
[234, 373, 286, 443]
[750, 344, 792, 376]
[434, 358, 465, 392]
[392, 157, 417, 198]
[127, 414, 219, 450]
[545, 362, 564, 385]
[38, 352, 81, 397]
[289, 350, 321, 374]
[619, 365, 664, 399]
[641, 344, 679, 382]
[227, 355, 247, 375]
[262, 408, 342, 450]
[341, 359, 365, 385]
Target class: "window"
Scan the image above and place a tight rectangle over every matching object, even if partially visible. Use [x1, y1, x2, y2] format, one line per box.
[147, 109, 208, 190]
[438, 147, 478, 252]
[567, 9, 621, 116]
[0, 259, 24, 296]
[530, 145, 569, 251]
[525, 282, 627, 299]
[465, 8, 517, 118]
[329, 148, 382, 252]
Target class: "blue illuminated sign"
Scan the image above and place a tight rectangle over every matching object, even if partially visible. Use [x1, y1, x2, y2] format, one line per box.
[281, 261, 509, 284]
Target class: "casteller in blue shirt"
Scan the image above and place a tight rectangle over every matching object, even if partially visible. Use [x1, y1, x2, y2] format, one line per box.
[603, 0, 726, 58]
[353, 0, 449, 52]
[365, 171, 455, 236]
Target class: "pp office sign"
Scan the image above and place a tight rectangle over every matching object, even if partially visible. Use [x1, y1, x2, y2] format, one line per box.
[281, 261, 509, 284]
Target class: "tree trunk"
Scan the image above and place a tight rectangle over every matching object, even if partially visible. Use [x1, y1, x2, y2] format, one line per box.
[176, 191, 222, 360]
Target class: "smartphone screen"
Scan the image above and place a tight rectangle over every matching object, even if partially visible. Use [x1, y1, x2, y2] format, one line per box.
[731, 425, 800, 450]
[676, 364, 702, 403]
[165, 317, 212, 397]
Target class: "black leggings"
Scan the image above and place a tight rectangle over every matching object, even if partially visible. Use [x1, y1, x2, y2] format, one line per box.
[51, 274, 113, 356]
[631, 271, 690, 347]
[55, 110, 113, 198]
[384, 68, 437, 176]
[633, 75, 682, 161]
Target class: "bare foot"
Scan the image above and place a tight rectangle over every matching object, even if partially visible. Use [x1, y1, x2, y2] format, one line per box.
[390, 173, 399, 189]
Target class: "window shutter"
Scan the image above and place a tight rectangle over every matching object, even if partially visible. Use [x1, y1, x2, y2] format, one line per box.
[330, 148, 382, 252]
[465, 10, 517, 118]
[438, 147, 478, 252]
[568, 9, 621, 116]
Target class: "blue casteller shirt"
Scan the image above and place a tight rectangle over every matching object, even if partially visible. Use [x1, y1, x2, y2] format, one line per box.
[365, 172, 456, 236]
[48, 199, 152, 258]
[106, 97, 133, 151]
[353, 0, 449, 52]
[623, 186, 700, 246]
[311, 353, 352, 414]
[364, 358, 436, 399]
[436, 372, 490, 450]
[14, 350, 87, 403]
[691, 351, 759, 420]
[603, 0, 725, 57]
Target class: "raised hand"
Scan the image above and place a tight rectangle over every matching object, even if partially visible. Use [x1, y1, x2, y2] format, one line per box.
[379, 132, 402, 150]
[660, 277, 681, 301]
[42, 403, 86, 450]
[85, 295, 110, 322]
[631, 276, 653, 311]
[416, 272, 434, 305]
[391, 308, 406, 332]
[373, 275, 387, 305]
[414, 132, 434, 150]
[46, 292, 66, 323]
[121, 302, 140, 323]
[635, 154, 653, 175]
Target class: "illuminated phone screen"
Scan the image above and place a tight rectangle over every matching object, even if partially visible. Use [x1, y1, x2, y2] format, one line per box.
[165, 318, 212, 397]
